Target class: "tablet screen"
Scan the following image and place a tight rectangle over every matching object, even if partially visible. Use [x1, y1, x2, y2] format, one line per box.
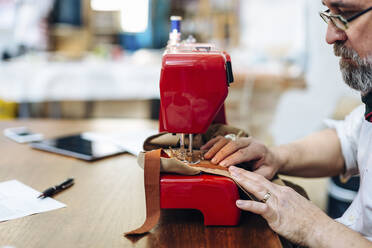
[30, 134, 126, 161]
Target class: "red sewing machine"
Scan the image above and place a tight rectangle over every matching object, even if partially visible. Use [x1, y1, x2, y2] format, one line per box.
[158, 17, 240, 226]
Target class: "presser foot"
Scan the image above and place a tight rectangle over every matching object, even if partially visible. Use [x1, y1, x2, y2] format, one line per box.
[169, 148, 203, 165]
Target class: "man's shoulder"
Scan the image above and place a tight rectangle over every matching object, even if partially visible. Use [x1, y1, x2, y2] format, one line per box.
[345, 105, 365, 121]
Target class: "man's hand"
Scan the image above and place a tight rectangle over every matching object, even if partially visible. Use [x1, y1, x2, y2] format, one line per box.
[201, 129, 345, 179]
[201, 136, 283, 179]
[228, 166, 324, 245]
[228, 166, 372, 248]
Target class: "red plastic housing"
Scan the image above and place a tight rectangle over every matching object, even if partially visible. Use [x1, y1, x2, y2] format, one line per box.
[160, 174, 241, 226]
[159, 48, 230, 134]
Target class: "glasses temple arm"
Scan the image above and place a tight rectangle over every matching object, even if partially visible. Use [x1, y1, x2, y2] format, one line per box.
[347, 6, 372, 22]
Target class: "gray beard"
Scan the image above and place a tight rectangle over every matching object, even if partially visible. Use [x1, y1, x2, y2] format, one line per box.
[334, 42, 372, 94]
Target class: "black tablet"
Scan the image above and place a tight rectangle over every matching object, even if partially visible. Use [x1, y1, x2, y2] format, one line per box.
[30, 133, 126, 161]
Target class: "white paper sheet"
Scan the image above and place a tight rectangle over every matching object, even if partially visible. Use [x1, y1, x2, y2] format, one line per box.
[0, 180, 66, 222]
[83, 128, 158, 156]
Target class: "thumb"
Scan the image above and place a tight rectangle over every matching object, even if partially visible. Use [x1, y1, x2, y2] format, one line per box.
[253, 165, 275, 180]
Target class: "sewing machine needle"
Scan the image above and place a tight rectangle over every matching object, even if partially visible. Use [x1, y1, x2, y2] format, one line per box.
[189, 134, 193, 155]
[180, 133, 186, 160]
[180, 133, 185, 150]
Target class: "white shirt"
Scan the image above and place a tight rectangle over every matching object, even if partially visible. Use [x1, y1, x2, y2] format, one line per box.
[325, 105, 372, 241]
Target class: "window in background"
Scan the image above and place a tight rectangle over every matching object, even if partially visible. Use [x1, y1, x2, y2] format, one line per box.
[90, 0, 149, 33]
[90, 0, 122, 11]
[116, 0, 170, 51]
[120, 0, 149, 33]
[239, 0, 308, 72]
[91, 0, 151, 51]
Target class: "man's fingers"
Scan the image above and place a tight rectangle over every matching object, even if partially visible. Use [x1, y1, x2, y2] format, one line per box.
[201, 136, 223, 151]
[229, 166, 276, 194]
[203, 138, 230, 160]
[236, 200, 277, 224]
[219, 145, 260, 167]
[219, 151, 249, 167]
[212, 138, 252, 165]
[230, 166, 280, 225]
[236, 200, 269, 215]
[231, 175, 267, 200]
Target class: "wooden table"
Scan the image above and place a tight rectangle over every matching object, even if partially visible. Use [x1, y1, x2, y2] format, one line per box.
[0, 119, 282, 248]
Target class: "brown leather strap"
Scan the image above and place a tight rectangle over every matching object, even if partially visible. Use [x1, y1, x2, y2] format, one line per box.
[125, 149, 162, 235]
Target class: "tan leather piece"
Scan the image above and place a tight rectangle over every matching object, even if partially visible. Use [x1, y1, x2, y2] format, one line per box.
[143, 132, 179, 151]
[137, 151, 285, 187]
[138, 151, 200, 176]
[125, 149, 162, 236]
[204, 124, 248, 140]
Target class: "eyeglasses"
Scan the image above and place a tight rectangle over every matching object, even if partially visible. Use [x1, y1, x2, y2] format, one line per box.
[320, 6, 372, 31]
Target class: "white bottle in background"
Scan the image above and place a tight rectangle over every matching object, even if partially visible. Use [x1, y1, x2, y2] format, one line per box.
[168, 16, 182, 47]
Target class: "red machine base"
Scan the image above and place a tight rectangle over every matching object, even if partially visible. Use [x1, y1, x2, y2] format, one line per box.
[160, 174, 241, 226]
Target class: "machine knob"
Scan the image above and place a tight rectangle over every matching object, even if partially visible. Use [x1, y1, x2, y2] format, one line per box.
[226, 61, 234, 85]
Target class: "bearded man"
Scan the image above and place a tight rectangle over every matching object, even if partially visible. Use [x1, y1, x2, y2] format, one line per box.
[201, 0, 372, 247]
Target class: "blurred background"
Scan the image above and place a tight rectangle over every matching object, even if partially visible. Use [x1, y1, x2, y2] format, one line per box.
[0, 0, 361, 218]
